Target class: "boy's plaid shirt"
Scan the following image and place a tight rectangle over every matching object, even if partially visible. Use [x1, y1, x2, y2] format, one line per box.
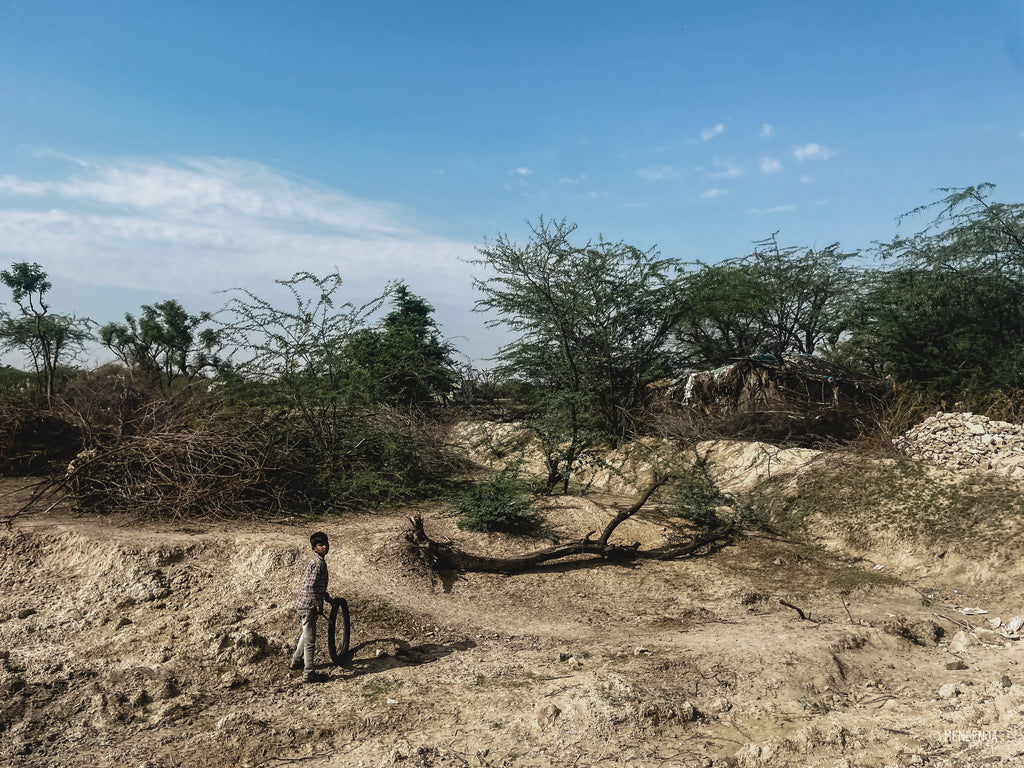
[296, 554, 328, 611]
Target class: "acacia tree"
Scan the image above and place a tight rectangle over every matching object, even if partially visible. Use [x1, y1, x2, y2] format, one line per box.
[855, 266, 1024, 394]
[219, 271, 392, 458]
[676, 236, 860, 367]
[0, 262, 92, 399]
[859, 184, 1024, 393]
[215, 271, 448, 507]
[473, 218, 685, 492]
[99, 300, 220, 391]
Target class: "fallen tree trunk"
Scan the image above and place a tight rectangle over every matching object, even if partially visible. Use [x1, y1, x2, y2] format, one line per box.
[406, 516, 642, 573]
[404, 478, 735, 574]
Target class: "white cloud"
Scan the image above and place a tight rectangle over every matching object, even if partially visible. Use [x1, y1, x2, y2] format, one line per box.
[510, 167, 533, 176]
[701, 123, 725, 141]
[759, 123, 774, 138]
[0, 156, 481, 310]
[637, 165, 680, 181]
[759, 157, 782, 174]
[793, 143, 835, 161]
[701, 158, 743, 179]
[700, 188, 728, 198]
[557, 174, 589, 185]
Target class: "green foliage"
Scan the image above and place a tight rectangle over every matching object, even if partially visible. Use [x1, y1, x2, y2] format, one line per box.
[858, 184, 1024, 394]
[98, 300, 220, 391]
[219, 270, 391, 449]
[855, 266, 1024, 395]
[0, 262, 92, 399]
[666, 454, 725, 530]
[731, 492, 774, 532]
[214, 272, 452, 509]
[677, 235, 861, 367]
[667, 456, 776, 534]
[0, 366, 36, 393]
[452, 464, 546, 536]
[474, 217, 684, 490]
[344, 284, 456, 407]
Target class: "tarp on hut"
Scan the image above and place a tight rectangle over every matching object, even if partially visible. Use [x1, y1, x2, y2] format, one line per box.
[669, 353, 886, 413]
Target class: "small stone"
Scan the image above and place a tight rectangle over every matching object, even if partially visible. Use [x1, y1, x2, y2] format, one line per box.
[949, 630, 981, 652]
[1001, 675, 1012, 688]
[536, 703, 561, 729]
[634, 646, 650, 656]
[945, 659, 968, 670]
[706, 696, 731, 714]
[938, 683, 960, 699]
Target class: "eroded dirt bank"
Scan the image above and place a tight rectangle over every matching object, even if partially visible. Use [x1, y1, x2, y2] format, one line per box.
[4, 491, 1024, 768]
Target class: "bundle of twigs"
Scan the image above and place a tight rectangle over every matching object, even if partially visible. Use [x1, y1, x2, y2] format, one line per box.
[61, 428, 302, 521]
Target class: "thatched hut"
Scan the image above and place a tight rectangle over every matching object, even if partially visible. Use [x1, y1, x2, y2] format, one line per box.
[660, 354, 888, 445]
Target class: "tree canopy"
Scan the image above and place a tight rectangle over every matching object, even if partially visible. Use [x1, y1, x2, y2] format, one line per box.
[0, 262, 92, 399]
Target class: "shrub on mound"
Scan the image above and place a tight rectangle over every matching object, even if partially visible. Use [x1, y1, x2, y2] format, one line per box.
[452, 464, 546, 536]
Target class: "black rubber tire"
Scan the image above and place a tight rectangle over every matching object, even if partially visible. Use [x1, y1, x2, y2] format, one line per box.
[327, 596, 351, 666]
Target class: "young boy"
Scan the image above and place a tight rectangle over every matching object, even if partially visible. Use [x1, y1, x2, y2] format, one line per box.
[291, 531, 331, 682]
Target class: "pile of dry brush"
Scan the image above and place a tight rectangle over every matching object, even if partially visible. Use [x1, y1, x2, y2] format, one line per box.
[2, 371, 311, 522]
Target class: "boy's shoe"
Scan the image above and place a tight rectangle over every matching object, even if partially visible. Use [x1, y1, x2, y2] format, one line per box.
[302, 671, 328, 684]
[289, 661, 303, 671]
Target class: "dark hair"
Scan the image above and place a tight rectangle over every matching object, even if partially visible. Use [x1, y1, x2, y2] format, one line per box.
[310, 531, 329, 549]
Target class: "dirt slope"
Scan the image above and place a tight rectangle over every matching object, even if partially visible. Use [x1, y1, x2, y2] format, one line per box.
[3, 467, 1024, 768]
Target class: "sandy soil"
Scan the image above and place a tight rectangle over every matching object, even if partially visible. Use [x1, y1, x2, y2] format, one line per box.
[3, 469, 1024, 768]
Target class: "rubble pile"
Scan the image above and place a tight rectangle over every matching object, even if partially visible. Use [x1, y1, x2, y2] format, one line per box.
[894, 412, 1024, 477]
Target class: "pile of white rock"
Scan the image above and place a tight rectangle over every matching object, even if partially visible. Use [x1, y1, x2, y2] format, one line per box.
[893, 412, 1024, 478]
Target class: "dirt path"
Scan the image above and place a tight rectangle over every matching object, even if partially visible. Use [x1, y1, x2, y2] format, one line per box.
[3, 495, 1024, 767]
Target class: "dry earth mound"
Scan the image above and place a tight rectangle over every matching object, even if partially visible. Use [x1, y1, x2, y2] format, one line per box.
[5, 420, 1024, 766]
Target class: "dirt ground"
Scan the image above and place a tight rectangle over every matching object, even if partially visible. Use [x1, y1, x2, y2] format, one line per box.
[3, 463, 1024, 768]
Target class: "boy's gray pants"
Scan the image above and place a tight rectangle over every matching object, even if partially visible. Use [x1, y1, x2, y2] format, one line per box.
[292, 609, 318, 673]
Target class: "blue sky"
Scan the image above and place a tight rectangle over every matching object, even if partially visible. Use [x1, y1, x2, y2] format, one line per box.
[2, 1, 1024, 365]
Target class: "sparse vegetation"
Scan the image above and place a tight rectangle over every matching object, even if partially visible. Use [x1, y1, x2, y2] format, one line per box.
[451, 462, 548, 537]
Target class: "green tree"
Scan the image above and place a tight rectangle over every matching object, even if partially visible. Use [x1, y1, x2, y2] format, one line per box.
[853, 266, 1024, 394]
[98, 300, 219, 391]
[879, 183, 1024, 280]
[677, 236, 860, 367]
[220, 271, 392, 459]
[473, 218, 684, 492]
[864, 184, 1024, 393]
[675, 260, 766, 367]
[344, 284, 456, 407]
[0, 262, 92, 399]
[216, 271, 445, 508]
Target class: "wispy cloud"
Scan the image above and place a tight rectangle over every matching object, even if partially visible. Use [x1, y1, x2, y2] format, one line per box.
[793, 143, 835, 161]
[746, 204, 797, 215]
[759, 123, 774, 138]
[700, 157, 743, 179]
[637, 165, 680, 181]
[759, 157, 782, 174]
[700, 188, 728, 198]
[557, 174, 589, 185]
[701, 123, 726, 141]
[0, 156, 479, 306]
[510, 167, 533, 176]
